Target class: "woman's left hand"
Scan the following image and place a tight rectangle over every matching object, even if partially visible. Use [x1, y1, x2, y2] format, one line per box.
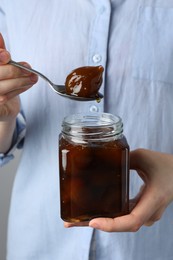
[64, 149, 173, 232]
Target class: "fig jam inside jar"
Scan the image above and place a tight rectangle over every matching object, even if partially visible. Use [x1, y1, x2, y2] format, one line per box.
[59, 113, 129, 223]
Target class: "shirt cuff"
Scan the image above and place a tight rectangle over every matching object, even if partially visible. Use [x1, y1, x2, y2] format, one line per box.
[0, 112, 26, 167]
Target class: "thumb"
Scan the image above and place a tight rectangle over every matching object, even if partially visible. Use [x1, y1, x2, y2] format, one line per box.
[130, 149, 155, 172]
[0, 33, 11, 64]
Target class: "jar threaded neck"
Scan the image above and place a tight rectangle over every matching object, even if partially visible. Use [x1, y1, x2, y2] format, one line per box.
[61, 113, 123, 142]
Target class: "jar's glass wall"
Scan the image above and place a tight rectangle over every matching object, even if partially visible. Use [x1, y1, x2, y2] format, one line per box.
[59, 113, 129, 222]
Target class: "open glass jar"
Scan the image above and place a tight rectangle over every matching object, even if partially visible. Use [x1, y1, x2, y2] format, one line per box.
[59, 112, 129, 222]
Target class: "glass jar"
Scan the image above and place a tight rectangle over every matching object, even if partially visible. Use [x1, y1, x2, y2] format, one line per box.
[59, 112, 129, 223]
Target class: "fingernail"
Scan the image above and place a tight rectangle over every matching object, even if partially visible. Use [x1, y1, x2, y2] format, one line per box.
[0, 50, 8, 62]
[89, 221, 100, 229]
[30, 74, 38, 83]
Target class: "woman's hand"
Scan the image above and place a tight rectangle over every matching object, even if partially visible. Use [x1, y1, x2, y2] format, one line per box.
[64, 149, 173, 232]
[0, 33, 38, 122]
[0, 33, 38, 153]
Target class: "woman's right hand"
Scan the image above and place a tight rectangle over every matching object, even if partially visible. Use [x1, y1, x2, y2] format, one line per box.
[0, 33, 38, 122]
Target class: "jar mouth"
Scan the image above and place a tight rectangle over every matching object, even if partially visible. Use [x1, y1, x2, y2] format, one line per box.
[62, 112, 123, 141]
[63, 112, 121, 126]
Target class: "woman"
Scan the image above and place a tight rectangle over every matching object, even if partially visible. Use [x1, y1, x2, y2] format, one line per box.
[1, 1, 173, 259]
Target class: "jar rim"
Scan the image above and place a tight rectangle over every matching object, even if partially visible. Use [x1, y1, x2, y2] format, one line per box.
[61, 113, 123, 141]
[62, 112, 122, 127]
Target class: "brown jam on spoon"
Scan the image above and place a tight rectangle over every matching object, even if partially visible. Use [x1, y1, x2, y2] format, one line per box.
[65, 65, 104, 99]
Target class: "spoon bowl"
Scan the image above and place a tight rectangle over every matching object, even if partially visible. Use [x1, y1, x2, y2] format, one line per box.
[9, 60, 103, 101]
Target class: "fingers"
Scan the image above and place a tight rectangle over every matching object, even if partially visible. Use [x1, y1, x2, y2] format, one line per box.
[64, 150, 173, 233]
[0, 62, 32, 80]
[143, 206, 165, 226]
[0, 75, 38, 94]
[0, 34, 10, 64]
[64, 186, 165, 232]
[64, 206, 164, 232]
[64, 221, 89, 228]
[0, 34, 38, 102]
[64, 192, 164, 232]
[0, 49, 11, 65]
[0, 85, 33, 104]
[130, 149, 152, 173]
[0, 59, 38, 103]
[88, 209, 159, 232]
[89, 214, 142, 232]
[144, 221, 155, 227]
[89, 185, 165, 232]
[130, 149, 163, 175]
[0, 73, 38, 104]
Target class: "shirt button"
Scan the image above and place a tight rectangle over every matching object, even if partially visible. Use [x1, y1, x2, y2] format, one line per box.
[92, 54, 102, 63]
[89, 105, 99, 112]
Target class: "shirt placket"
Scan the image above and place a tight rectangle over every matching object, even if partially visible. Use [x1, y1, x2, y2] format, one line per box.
[87, 0, 111, 113]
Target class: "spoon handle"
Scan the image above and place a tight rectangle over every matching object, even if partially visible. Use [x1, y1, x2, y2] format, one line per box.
[9, 60, 54, 87]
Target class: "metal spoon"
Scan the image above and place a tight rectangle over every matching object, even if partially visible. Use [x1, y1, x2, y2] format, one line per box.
[9, 60, 103, 101]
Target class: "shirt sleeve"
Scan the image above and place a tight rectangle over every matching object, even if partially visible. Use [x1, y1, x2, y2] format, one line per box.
[0, 4, 24, 167]
[0, 112, 26, 167]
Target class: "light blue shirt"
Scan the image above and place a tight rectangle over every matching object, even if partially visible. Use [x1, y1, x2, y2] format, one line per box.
[1, 0, 173, 259]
